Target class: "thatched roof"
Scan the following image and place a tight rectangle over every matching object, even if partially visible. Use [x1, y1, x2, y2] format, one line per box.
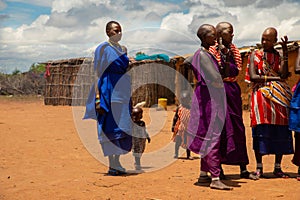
[239, 40, 300, 55]
[40, 57, 92, 65]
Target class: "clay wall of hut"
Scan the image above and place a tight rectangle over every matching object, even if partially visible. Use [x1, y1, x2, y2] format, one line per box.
[43, 41, 299, 107]
[129, 59, 176, 107]
[44, 57, 94, 106]
[44, 58, 176, 107]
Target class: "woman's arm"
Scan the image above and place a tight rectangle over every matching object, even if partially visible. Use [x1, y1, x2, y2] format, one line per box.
[249, 52, 280, 82]
[278, 36, 289, 79]
[199, 50, 223, 87]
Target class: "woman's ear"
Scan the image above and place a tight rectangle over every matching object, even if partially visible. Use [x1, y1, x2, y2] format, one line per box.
[106, 29, 111, 37]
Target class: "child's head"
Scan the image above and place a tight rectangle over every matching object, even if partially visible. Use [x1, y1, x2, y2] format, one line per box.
[180, 90, 191, 108]
[132, 107, 143, 122]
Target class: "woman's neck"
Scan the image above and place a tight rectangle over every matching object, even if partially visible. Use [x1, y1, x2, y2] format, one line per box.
[263, 47, 275, 53]
[201, 43, 211, 50]
[108, 39, 120, 47]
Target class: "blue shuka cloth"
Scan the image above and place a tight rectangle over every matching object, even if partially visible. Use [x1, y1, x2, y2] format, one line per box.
[290, 82, 300, 132]
[83, 41, 132, 156]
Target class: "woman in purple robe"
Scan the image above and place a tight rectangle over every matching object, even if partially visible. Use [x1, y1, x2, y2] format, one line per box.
[209, 22, 257, 180]
[84, 21, 132, 176]
[187, 24, 232, 190]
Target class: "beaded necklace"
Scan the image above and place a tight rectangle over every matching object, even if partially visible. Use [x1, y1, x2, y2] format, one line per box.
[108, 39, 122, 51]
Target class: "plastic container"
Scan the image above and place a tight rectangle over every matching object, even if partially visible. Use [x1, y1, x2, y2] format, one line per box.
[158, 98, 167, 110]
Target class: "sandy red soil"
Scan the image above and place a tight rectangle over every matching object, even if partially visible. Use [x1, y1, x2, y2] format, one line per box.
[0, 96, 299, 200]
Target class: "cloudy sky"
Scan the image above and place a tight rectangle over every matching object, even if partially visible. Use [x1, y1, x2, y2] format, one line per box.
[0, 0, 300, 73]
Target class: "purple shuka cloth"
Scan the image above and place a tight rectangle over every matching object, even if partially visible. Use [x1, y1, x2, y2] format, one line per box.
[220, 56, 249, 165]
[187, 48, 234, 158]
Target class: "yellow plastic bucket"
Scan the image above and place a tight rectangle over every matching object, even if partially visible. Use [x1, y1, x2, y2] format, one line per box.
[158, 98, 167, 110]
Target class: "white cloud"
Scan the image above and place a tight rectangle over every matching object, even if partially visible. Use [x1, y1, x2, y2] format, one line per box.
[223, 0, 255, 7]
[51, 0, 110, 12]
[0, 0, 6, 10]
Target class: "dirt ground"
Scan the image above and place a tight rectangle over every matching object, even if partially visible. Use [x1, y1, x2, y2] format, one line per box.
[0, 96, 299, 200]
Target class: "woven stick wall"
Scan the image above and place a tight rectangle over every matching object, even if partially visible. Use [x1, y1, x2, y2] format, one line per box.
[44, 57, 94, 106]
[129, 60, 176, 107]
[173, 56, 195, 104]
[44, 57, 184, 107]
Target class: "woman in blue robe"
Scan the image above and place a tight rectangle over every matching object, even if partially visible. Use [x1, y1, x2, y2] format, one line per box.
[84, 21, 132, 175]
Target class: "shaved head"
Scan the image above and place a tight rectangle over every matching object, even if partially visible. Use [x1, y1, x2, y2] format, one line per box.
[197, 24, 215, 41]
[216, 22, 233, 35]
[261, 27, 278, 51]
[263, 27, 277, 41]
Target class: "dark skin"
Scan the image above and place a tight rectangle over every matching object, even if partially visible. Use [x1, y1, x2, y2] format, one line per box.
[215, 22, 256, 179]
[132, 107, 151, 143]
[216, 22, 234, 78]
[98, 21, 131, 174]
[250, 27, 289, 175]
[106, 22, 122, 43]
[216, 22, 234, 49]
[96, 22, 123, 115]
[197, 24, 233, 190]
[249, 27, 289, 82]
[197, 24, 223, 88]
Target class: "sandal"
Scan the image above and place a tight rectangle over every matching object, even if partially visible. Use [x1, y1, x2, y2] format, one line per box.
[187, 156, 194, 160]
[197, 175, 211, 183]
[107, 168, 119, 176]
[253, 168, 265, 179]
[273, 169, 290, 178]
[107, 167, 127, 176]
[115, 166, 127, 175]
[240, 171, 259, 180]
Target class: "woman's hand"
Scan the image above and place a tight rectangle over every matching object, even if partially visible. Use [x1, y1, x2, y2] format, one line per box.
[96, 107, 106, 115]
[279, 35, 288, 50]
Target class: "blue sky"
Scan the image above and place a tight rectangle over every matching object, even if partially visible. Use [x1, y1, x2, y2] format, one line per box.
[1, 0, 300, 73]
[0, 1, 51, 28]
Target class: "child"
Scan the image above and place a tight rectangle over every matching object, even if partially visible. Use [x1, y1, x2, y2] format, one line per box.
[131, 106, 151, 170]
[171, 90, 193, 160]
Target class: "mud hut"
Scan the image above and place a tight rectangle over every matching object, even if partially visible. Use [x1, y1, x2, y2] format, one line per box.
[43, 57, 177, 107]
[43, 41, 299, 107]
[171, 55, 195, 104]
[44, 57, 94, 106]
[129, 59, 176, 107]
